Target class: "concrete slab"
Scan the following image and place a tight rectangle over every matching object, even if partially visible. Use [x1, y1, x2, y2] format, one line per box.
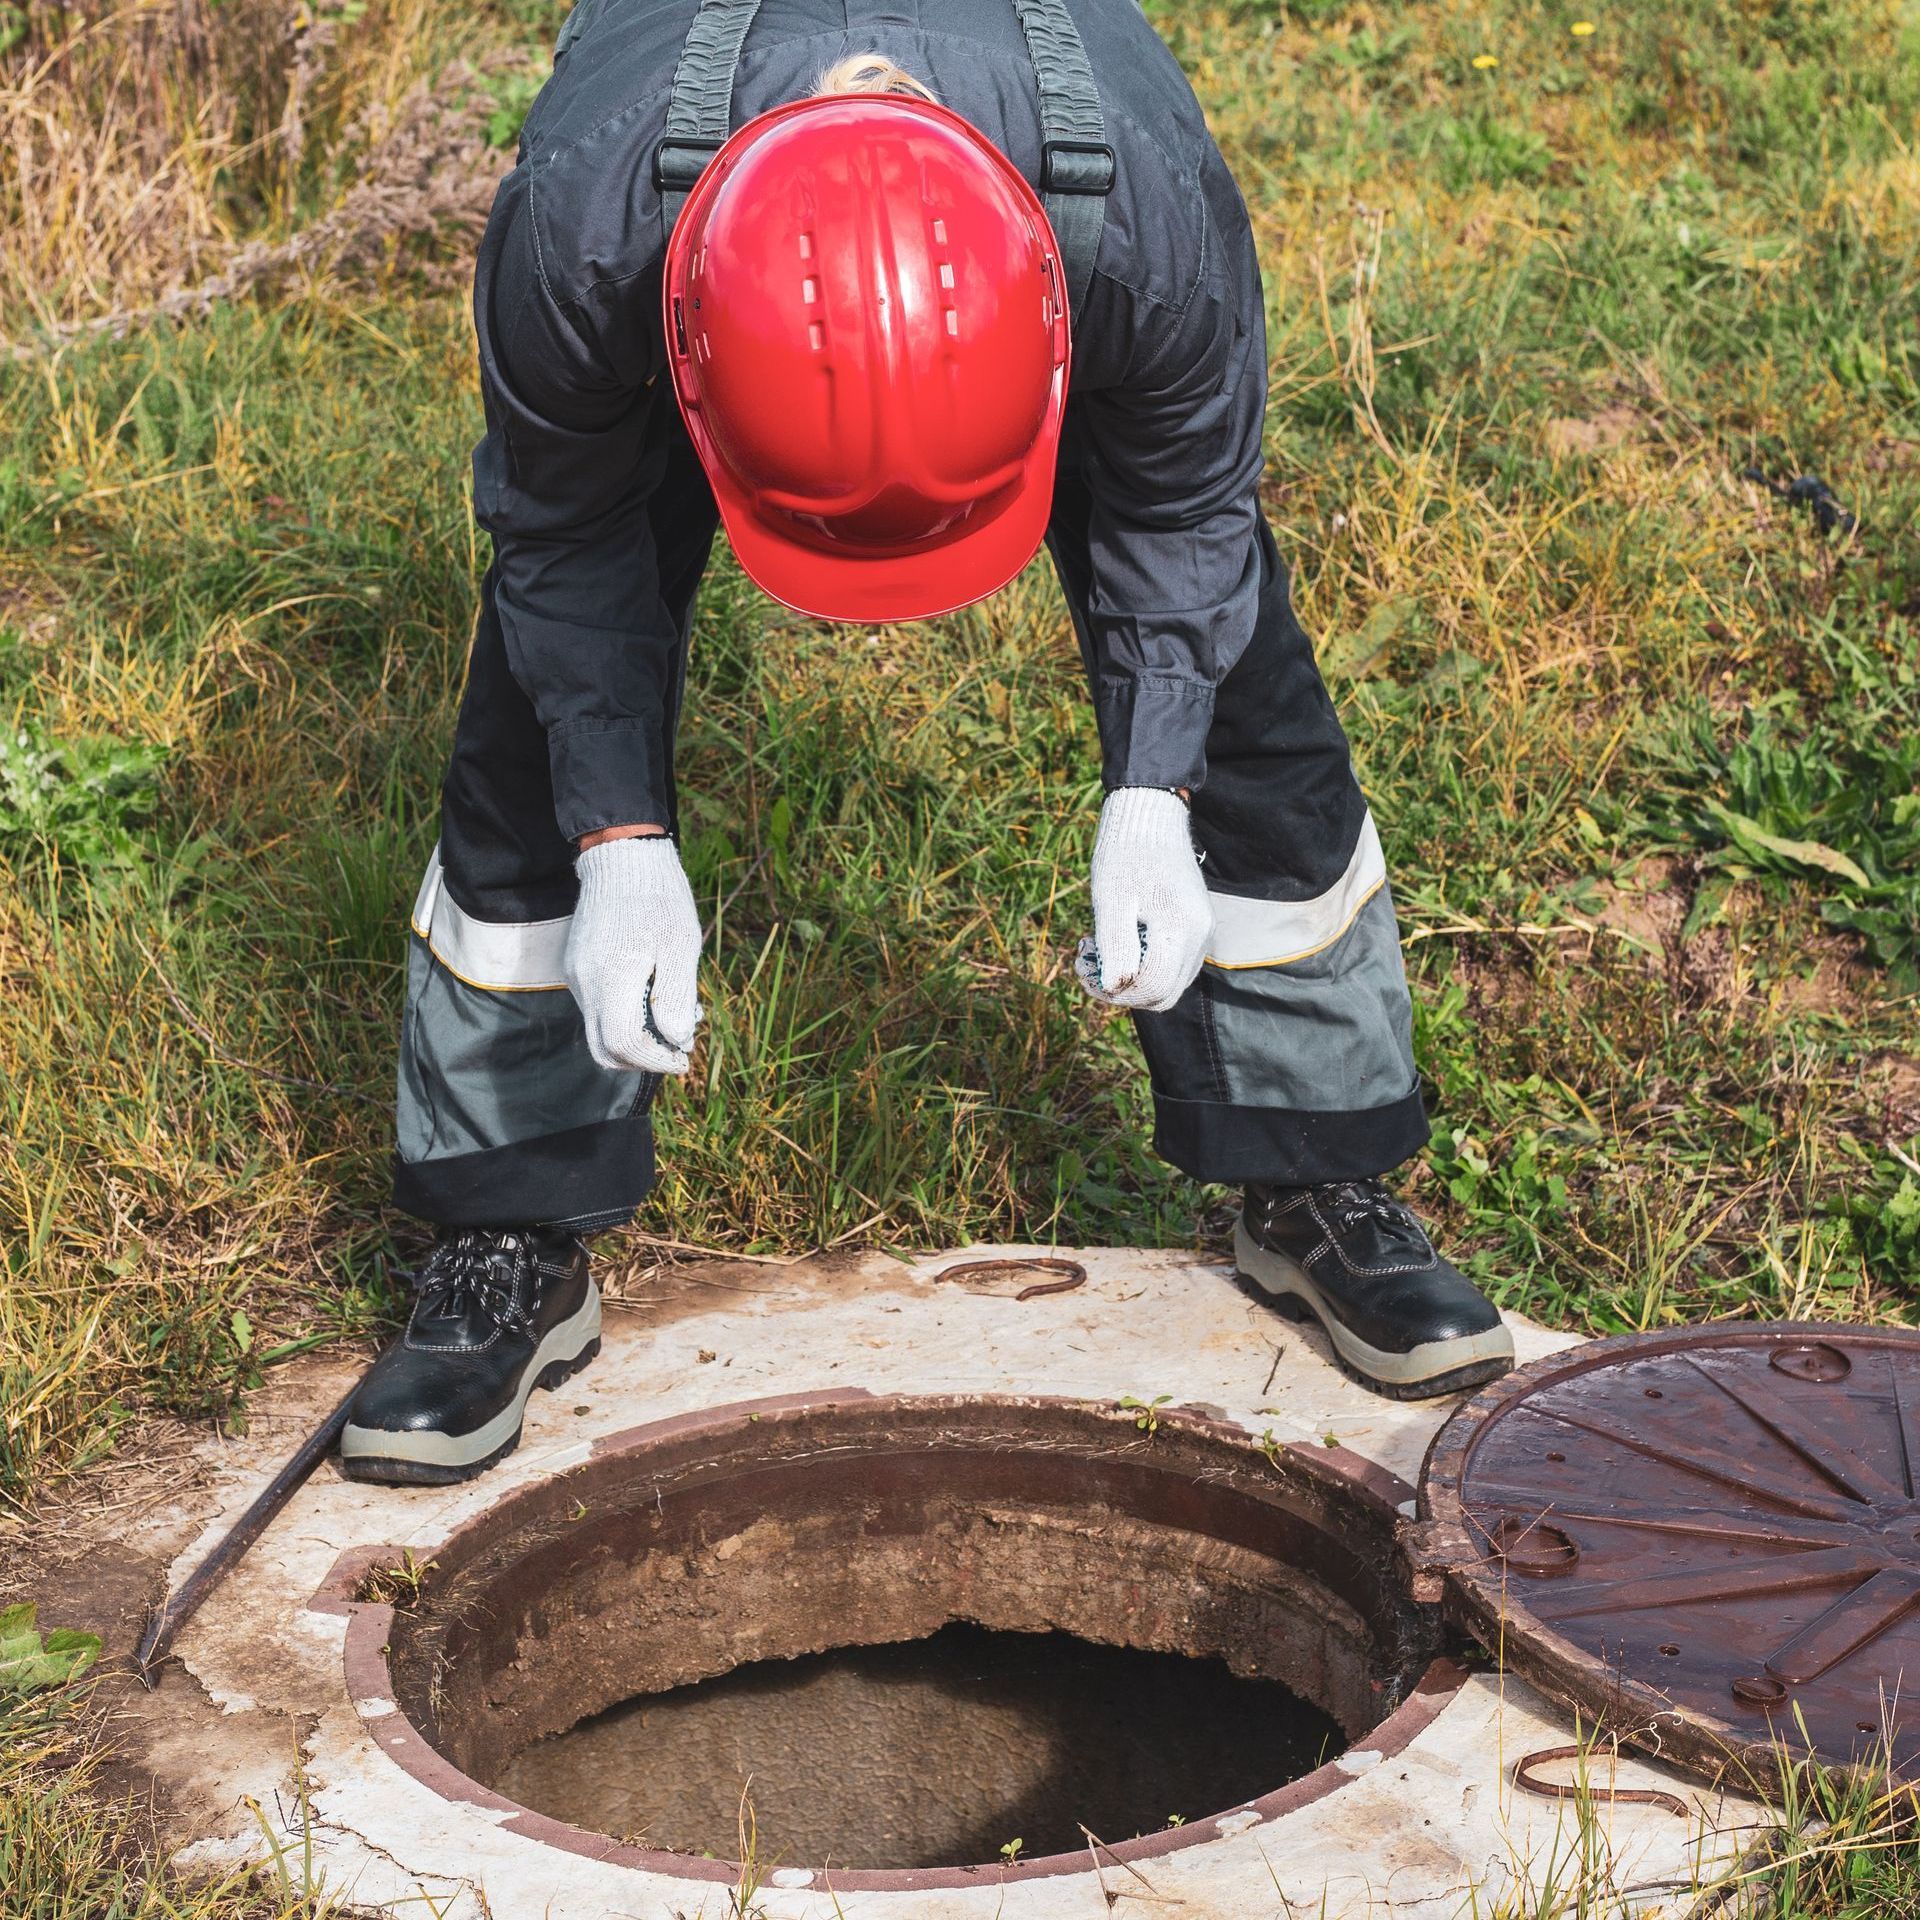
[137, 1247, 1774, 1916]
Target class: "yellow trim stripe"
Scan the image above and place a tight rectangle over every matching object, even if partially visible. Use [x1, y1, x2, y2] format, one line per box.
[1201, 813, 1389, 970]
[409, 849, 573, 994]
[1204, 876, 1385, 971]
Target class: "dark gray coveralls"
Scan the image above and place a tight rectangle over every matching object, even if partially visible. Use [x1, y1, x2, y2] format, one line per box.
[394, 0, 1428, 1231]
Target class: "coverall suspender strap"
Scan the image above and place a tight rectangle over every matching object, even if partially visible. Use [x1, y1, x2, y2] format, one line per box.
[652, 0, 1113, 321]
[652, 0, 764, 231]
[1005, 0, 1114, 320]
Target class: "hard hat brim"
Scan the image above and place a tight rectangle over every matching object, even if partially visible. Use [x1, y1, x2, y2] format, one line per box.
[709, 429, 1061, 624]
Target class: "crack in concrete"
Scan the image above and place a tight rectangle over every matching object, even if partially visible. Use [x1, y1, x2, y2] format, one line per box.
[306, 1808, 478, 1912]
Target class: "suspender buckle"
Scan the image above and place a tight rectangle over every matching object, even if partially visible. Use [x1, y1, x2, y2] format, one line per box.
[653, 137, 726, 192]
[1040, 138, 1115, 196]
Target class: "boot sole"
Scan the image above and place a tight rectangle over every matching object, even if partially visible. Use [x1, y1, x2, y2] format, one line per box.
[338, 1285, 602, 1487]
[1233, 1218, 1514, 1401]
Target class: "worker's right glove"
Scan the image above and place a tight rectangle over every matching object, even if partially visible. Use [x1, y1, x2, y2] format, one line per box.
[564, 836, 704, 1075]
[1075, 787, 1214, 1013]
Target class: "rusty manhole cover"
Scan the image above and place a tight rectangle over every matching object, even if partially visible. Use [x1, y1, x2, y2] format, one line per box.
[1419, 1322, 1920, 1787]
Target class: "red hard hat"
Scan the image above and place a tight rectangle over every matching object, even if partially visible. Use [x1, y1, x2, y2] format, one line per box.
[662, 94, 1071, 624]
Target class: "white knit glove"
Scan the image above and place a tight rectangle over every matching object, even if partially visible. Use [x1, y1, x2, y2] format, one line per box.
[1074, 788, 1214, 1013]
[564, 837, 704, 1074]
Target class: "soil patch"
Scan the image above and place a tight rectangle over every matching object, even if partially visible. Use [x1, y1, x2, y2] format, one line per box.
[1541, 405, 1641, 458]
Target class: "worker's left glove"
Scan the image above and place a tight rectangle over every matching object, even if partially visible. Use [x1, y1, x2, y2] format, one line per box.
[1075, 788, 1213, 1013]
[565, 836, 704, 1075]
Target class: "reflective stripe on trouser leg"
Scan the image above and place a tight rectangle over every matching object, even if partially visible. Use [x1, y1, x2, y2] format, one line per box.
[392, 848, 658, 1230]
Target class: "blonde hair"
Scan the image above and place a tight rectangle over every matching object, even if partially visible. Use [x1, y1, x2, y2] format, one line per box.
[813, 53, 939, 103]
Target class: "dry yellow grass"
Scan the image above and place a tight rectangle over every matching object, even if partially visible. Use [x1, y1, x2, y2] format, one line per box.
[0, 0, 511, 352]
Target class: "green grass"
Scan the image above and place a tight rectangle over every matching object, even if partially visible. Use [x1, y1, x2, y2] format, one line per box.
[0, 1681, 346, 1918]
[2, 0, 1919, 1909]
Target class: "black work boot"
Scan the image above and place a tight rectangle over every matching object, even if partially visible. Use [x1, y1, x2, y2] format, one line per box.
[340, 1227, 600, 1485]
[1234, 1181, 1514, 1400]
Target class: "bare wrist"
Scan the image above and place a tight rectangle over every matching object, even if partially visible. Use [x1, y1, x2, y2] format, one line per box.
[577, 822, 669, 851]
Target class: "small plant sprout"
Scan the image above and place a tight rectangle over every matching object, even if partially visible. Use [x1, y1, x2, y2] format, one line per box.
[731, 1780, 772, 1919]
[359, 1549, 437, 1609]
[1000, 1837, 1025, 1864]
[1118, 1393, 1173, 1434]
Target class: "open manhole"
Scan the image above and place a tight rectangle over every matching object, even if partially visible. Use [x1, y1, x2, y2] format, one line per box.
[360, 1394, 1458, 1889]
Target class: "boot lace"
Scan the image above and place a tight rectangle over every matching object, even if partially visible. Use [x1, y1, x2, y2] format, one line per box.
[411, 1229, 538, 1339]
[1322, 1180, 1432, 1254]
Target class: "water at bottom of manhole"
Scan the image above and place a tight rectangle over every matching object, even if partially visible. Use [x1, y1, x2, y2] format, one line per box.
[495, 1622, 1342, 1869]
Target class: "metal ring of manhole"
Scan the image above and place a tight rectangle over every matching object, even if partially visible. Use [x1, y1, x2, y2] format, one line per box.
[1416, 1321, 1920, 1790]
[330, 1394, 1467, 1892]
